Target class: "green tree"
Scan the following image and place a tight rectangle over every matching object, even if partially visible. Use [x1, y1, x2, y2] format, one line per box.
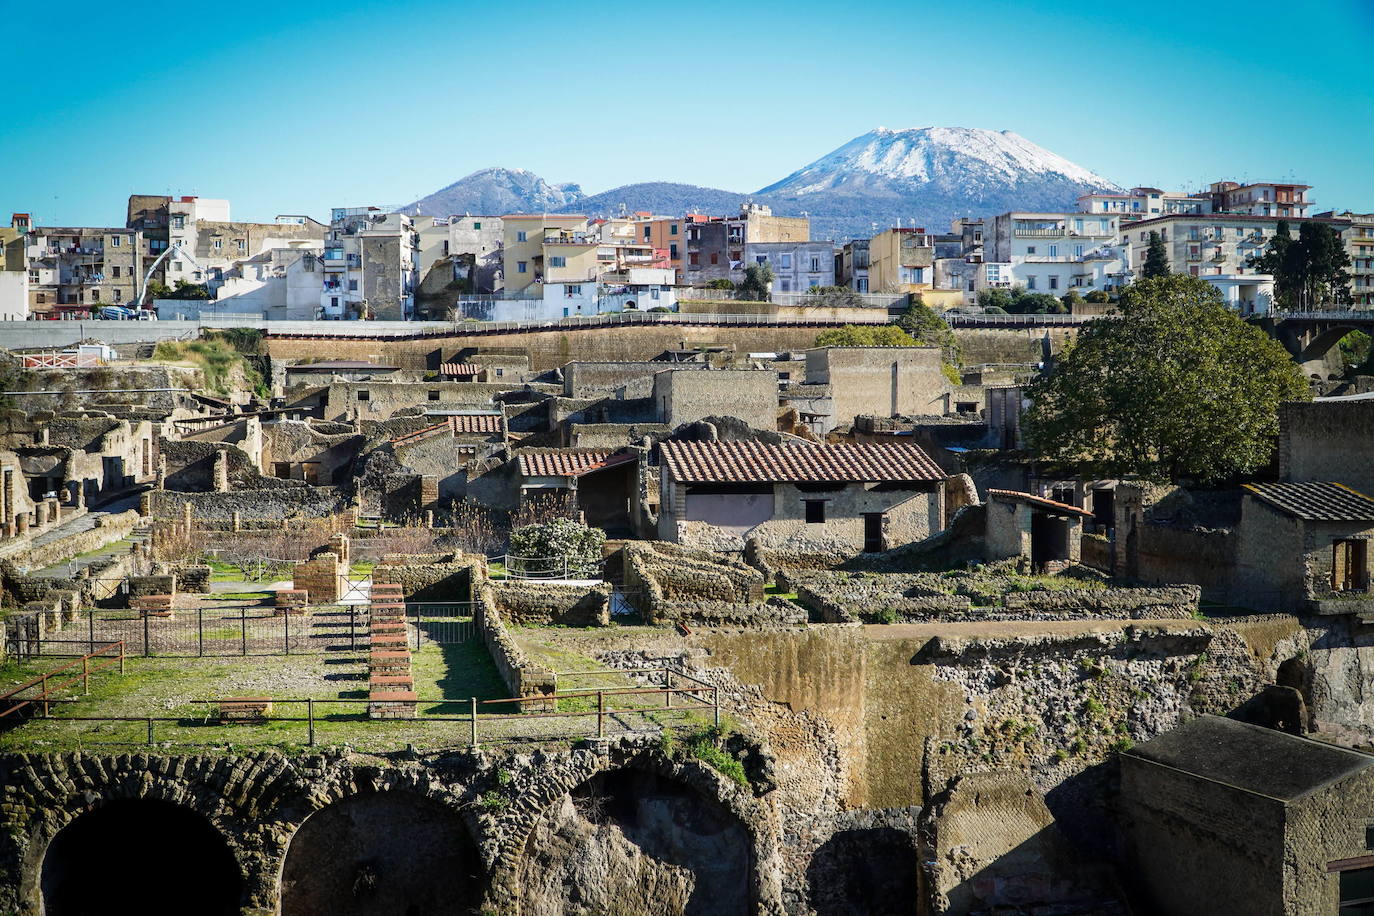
[1084, 289, 1111, 303]
[172, 280, 212, 300]
[814, 324, 918, 347]
[977, 288, 1014, 312]
[705, 278, 735, 291]
[1021, 274, 1309, 482]
[1248, 221, 1350, 309]
[145, 279, 174, 300]
[1142, 231, 1171, 279]
[1060, 289, 1086, 313]
[894, 296, 960, 366]
[737, 263, 774, 302]
[804, 285, 864, 308]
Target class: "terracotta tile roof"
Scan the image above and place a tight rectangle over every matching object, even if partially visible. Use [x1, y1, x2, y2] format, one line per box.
[660, 440, 944, 484]
[988, 489, 1094, 519]
[449, 414, 502, 435]
[517, 450, 612, 478]
[440, 363, 481, 377]
[1243, 482, 1374, 522]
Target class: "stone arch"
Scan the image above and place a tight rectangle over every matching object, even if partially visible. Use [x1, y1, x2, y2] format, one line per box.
[508, 756, 763, 915]
[1294, 324, 1369, 367]
[40, 798, 244, 915]
[278, 789, 483, 915]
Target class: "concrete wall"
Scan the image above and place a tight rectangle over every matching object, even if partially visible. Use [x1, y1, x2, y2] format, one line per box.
[806, 347, 950, 431]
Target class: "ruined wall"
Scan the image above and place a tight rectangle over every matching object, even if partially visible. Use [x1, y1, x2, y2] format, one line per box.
[491, 580, 610, 627]
[1279, 400, 1374, 493]
[146, 487, 349, 522]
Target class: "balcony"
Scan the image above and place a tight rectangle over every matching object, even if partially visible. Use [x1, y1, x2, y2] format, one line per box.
[1014, 227, 1066, 238]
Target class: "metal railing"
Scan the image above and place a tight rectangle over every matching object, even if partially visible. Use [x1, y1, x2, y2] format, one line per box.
[943, 313, 1100, 326]
[0, 641, 125, 721]
[18, 666, 721, 749]
[3, 602, 482, 659]
[498, 554, 602, 580]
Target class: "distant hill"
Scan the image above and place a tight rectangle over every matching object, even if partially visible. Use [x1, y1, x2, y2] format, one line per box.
[401, 167, 583, 217]
[400, 128, 1122, 240]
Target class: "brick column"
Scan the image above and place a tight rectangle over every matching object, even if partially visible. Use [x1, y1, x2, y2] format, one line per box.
[213, 450, 230, 492]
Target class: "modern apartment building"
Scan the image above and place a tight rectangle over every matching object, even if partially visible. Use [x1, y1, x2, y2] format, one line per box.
[837, 239, 870, 293]
[0, 216, 28, 320]
[744, 241, 836, 293]
[682, 204, 809, 285]
[164, 197, 326, 295]
[1203, 181, 1313, 219]
[868, 227, 936, 293]
[1124, 212, 1352, 313]
[321, 207, 419, 320]
[23, 225, 116, 317]
[417, 215, 504, 295]
[987, 212, 1128, 295]
[1078, 187, 1211, 223]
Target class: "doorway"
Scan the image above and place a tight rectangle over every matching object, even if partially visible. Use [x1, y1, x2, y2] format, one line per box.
[863, 513, 885, 553]
[1334, 539, 1369, 592]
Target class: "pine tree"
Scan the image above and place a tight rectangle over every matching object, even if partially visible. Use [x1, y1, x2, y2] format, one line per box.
[1249, 221, 1351, 309]
[1142, 231, 1170, 279]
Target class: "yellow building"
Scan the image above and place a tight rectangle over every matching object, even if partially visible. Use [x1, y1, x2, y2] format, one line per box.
[869, 227, 936, 293]
[502, 214, 586, 293]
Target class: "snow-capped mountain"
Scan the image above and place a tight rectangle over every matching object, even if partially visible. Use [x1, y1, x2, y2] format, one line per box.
[759, 127, 1120, 197]
[401, 168, 584, 218]
[401, 128, 1122, 240]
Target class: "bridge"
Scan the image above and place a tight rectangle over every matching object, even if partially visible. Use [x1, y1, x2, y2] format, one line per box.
[1263, 310, 1374, 364]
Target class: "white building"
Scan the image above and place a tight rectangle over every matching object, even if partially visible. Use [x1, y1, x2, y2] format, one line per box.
[1204, 181, 1313, 219]
[208, 247, 326, 320]
[1078, 187, 1211, 223]
[988, 212, 1130, 295]
[743, 241, 836, 292]
[321, 208, 419, 320]
[164, 198, 326, 294]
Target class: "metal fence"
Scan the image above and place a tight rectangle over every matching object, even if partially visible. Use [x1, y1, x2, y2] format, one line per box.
[3, 602, 479, 660]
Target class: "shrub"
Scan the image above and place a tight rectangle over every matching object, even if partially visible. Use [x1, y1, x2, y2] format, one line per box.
[507, 518, 605, 577]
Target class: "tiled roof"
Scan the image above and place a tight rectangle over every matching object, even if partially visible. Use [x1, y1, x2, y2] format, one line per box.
[440, 363, 481, 377]
[450, 414, 502, 435]
[988, 489, 1094, 519]
[1244, 482, 1374, 522]
[517, 450, 611, 478]
[659, 440, 944, 484]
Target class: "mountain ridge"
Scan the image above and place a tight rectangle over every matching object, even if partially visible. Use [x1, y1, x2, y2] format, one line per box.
[401, 128, 1122, 240]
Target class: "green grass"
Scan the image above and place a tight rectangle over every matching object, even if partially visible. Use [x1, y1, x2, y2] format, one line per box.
[487, 560, 508, 580]
[764, 585, 798, 601]
[349, 561, 376, 577]
[212, 592, 272, 602]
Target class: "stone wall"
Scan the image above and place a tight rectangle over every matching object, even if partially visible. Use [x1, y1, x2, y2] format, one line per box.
[622, 541, 766, 623]
[1279, 399, 1374, 494]
[491, 580, 610, 627]
[146, 487, 349, 522]
[0, 740, 781, 915]
[15, 510, 140, 572]
[371, 555, 476, 602]
[473, 576, 555, 698]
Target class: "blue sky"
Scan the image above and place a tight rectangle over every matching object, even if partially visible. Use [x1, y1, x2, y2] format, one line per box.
[5, 0, 1372, 226]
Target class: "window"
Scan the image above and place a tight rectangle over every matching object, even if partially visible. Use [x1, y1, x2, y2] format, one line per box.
[689, 253, 699, 266]
[857, 278, 868, 293]
[780, 253, 792, 269]
[111, 266, 120, 278]
[517, 261, 527, 274]
[1048, 244, 1058, 258]
[1026, 246, 1036, 255]
[113, 289, 122, 302]
[643, 226, 651, 239]
[1339, 865, 1374, 912]
[669, 243, 678, 259]
[303, 255, 315, 271]
[110, 235, 121, 247]
[780, 279, 791, 291]
[1048, 276, 1059, 290]
[494, 367, 504, 377]
[810, 256, 820, 271]
[549, 256, 566, 268]
[427, 390, 440, 401]
[566, 284, 582, 296]
[348, 279, 358, 291]
[171, 216, 184, 229]
[192, 271, 202, 281]
[472, 221, 481, 230]
[1074, 245, 1084, 259]
[357, 390, 370, 401]
[670, 223, 678, 235]
[804, 500, 826, 524]
[1189, 227, 1200, 240]
[330, 296, 339, 308]
[651, 288, 660, 300]
[516, 231, 527, 242]
[236, 239, 246, 253]
[1027, 276, 1037, 290]
[1333, 539, 1369, 592]
[710, 252, 719, 265]
[212, 238, 222, 251]
[172, 261, 183, 272]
